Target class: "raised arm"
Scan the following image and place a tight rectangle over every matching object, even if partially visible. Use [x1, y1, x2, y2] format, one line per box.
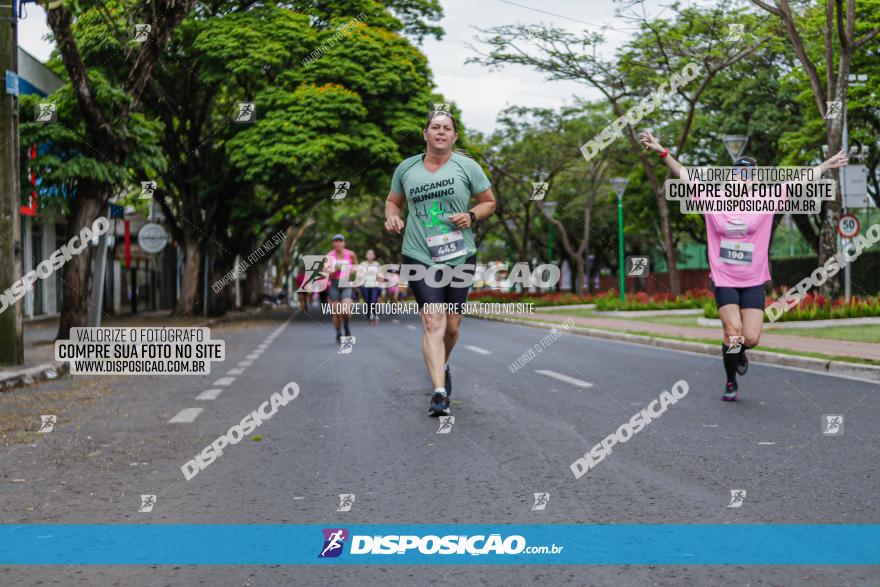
[814, 149, 849, 178]
[639, 130, 686, 179]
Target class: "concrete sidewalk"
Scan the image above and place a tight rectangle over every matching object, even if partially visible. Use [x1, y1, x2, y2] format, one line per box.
[0, 307, 267, 391]
[530, 310, 880, 362]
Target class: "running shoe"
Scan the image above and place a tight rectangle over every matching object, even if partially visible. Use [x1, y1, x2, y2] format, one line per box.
[429, 390, 450, 416]
[736, 350, 749, 376]
[722, 381, 738, 401]
[444, 365, 452, 397]
[335, 333, 341, 343]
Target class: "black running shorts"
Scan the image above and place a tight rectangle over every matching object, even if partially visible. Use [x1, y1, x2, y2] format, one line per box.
[714, 285, 765, 310]
[403, 254, 477, 314]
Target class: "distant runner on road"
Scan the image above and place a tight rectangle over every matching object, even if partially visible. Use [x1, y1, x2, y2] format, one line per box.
[384, 109, 496, 416]
[639, 129, 848, 401]
[325, 234, 358, 343]
[360, 249, 383, 326]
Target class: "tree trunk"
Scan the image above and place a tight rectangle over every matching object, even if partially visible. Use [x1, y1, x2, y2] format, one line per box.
[174, 238, 201, 315]
[818, 127, 844, 296]
[56, 181, 106, 340]
[574, 256, 585, 295]
[244, 267, 263, 306]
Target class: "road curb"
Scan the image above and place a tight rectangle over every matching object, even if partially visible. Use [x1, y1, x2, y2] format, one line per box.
[0, 306, 269, 393]
[475, 313, 880, 383]
[0, 361, 68, 391]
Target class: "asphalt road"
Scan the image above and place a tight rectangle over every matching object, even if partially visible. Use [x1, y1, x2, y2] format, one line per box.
[1, 306, 878, 586]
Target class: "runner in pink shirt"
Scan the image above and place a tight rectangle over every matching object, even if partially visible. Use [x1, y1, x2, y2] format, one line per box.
[640, 129, 848, 400]
[324, 234, 358, 343]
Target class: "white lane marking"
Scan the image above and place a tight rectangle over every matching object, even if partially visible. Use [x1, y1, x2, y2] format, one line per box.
[238, 360, 253, 367]
[169, 408, 203, 423]
[196, 389, 223, 401]
[406, 325, 417, 330]
[702, 424, 719, 428]
[246, 354, 260, 360]
[293, 496, 305, 500]
[227, 368, 244, 375]
[214, 377, 235, 386]
[534, 369, 594, 388]
[757, 442, 776, 445]
[464, 345, 491, 355]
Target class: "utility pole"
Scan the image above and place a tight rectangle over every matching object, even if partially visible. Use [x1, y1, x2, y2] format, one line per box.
[0, 1, 22, 365]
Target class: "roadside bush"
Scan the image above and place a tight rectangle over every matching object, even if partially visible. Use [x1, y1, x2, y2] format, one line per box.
[702, 292, 880, 321]
[467, 290, 593, 307]
[594, 289, 713, 311]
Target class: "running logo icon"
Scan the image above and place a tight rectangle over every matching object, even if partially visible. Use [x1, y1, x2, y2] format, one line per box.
[822, 414, 844, 436]
[726, 23, 743, 41]
[337, 494, 355, 512]
[331, 182, 350, 200]
[727, 489, 746, 508]
[35, 103, 57, 123]
[235, 102, 256, 123]
[38, 414, 56, 433]
[437, 416, 455, 434]
[133, 24, 151, 42]
[140, 181, 157, 200]
[318, 528, 349, 558]
[531, 492, 550, 511]
[825, 100, 842, 120]
[138, 494, 156, 513]
[429, 102, 451, 116]
[626, 256, 648, 277]
[297, 256, 327, 293]
[338, 336, 356, 354]
[529, 182, 548, 201]
[726, 335, 745, 353]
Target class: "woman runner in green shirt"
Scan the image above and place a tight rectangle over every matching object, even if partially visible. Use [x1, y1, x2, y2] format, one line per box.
[384, 110, 496, 416]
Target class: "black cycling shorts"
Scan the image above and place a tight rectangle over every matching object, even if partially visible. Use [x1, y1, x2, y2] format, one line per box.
[403, 254, 477, 314]
[714, 285, 765, 310]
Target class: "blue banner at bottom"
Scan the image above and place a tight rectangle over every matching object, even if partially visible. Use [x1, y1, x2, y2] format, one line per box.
[2, 524, 879, 565]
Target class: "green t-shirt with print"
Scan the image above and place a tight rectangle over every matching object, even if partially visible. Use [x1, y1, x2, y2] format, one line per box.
[390, 152, 491, 266]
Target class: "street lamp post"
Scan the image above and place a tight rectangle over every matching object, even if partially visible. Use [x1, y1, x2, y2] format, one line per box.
[610, 178, 628, 301]
[722, 135, 749, 164]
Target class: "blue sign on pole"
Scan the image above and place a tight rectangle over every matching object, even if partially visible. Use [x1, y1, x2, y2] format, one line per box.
[5, 70, 19, 97]
[109, 204, 125, 219]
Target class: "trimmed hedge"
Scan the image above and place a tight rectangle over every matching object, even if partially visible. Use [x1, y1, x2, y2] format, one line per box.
[703, 294, 880, 321]
[771, 250, 880, 295]
[467, 290, 593, 307]
[594, 289, 714, 311]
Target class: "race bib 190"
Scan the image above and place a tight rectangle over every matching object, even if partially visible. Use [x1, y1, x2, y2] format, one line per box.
[719, 239, 753, 265]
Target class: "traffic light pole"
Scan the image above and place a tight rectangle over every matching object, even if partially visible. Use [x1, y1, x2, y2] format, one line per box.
[0, 3, 23, 365]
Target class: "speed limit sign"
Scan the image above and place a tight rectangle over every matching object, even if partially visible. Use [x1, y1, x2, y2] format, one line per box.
[837, 214, 860, 238]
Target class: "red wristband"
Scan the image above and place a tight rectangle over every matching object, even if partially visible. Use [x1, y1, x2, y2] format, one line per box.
[659, 148, 669, 158]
